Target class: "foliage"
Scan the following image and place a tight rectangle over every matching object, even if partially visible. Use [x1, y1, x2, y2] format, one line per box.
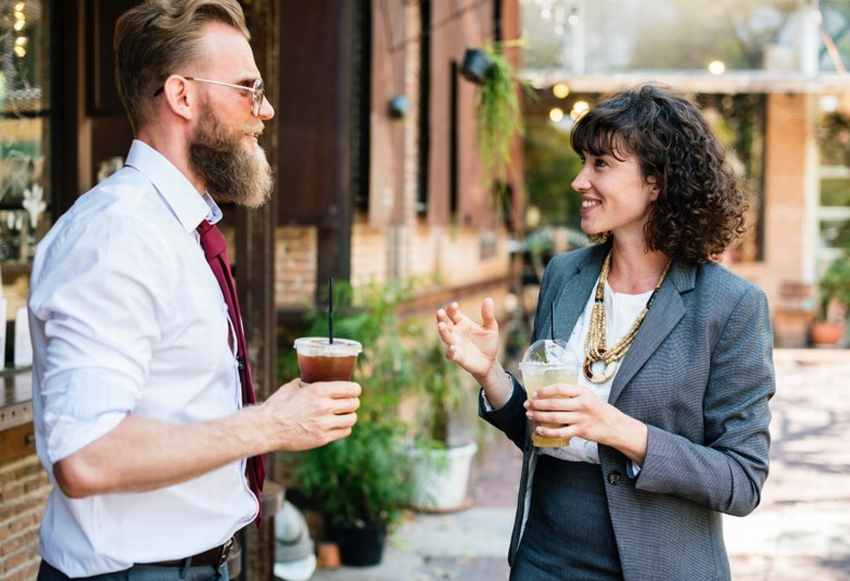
[280, 279, 418, 420]
[296, 421, 412, 530]
[477, 47, 524, 181]
[819, 251, 850, 319]
[522, 119, 584, 228]
[819, 112, 850, 168]
[286, 280, 418, 530]
[411, 339, 464, 447]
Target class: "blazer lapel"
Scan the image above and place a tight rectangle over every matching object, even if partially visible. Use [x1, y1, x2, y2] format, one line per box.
[550, 245, 606, 342]
[608, 261, 695, 405]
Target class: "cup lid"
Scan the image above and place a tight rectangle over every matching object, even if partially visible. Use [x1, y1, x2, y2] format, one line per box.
[519, 339, 577, 368]
[293, 337, 362, 357]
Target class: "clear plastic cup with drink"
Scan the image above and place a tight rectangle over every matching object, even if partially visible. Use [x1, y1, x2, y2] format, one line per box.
[518, 339, 580, 448]
[294, 337, 362, 382]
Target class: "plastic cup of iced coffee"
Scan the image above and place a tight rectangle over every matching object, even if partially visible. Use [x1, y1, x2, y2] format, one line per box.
[294, 337, 362, 383]
[518, 339, 579, 448]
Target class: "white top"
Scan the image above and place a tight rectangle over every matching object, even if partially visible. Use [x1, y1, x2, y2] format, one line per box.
[539, 281, 653, 464]
[484, 277, 652, 468]
[29, 140, 258, 577]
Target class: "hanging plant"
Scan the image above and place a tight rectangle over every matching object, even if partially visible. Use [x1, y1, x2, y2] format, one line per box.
[475, 46, 524, 182]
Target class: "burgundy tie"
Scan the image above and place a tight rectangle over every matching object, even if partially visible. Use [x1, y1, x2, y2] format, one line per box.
[197, 219, 265, 524]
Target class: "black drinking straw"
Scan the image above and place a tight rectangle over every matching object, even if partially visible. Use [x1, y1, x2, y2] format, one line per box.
[328, 276, 334, 345]
[550, 302, 556, 341]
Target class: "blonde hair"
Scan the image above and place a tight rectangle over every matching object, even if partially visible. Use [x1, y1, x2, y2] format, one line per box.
[113, 0, 250, 133]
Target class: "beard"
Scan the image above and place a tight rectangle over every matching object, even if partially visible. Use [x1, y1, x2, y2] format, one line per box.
[188, 102, 272, 208]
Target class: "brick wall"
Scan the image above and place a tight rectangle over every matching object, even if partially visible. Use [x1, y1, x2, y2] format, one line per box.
[275, 226, 317, 308]
[0, 455, 50, 581]
[350, 221, 389, 288]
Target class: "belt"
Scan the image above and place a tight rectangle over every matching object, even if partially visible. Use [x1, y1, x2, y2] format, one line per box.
[146, 537, 235, 568]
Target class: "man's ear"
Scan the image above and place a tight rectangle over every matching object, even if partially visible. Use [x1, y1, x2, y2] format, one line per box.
[162, 75, 194, 121]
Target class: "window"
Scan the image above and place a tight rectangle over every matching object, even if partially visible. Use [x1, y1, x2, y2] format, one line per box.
[0, 0, 51, 264]
[416, 0, 431, 215]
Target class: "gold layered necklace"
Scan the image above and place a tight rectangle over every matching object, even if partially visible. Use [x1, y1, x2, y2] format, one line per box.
[583, 250, 671, 384]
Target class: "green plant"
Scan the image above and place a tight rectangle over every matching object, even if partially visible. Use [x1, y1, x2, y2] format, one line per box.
[523, 118, 584, 229]
[286, 280, 419, 530]
[412, 339, 464, 448]
[296, 421, 412, 530]
[819, 251, 850, 320]
[279, 279, 419, 419]
[476, 46, 524, 181]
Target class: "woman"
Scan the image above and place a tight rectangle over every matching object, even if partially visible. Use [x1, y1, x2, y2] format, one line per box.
[435, 85, 774, 581]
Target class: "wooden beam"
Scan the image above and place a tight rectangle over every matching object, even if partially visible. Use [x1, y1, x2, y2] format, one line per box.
[236, 2, 279, 579]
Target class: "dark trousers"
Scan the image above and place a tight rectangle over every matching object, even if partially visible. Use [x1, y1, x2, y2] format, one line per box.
[511, 456, 624, 581]
[37, 559, 229, 581]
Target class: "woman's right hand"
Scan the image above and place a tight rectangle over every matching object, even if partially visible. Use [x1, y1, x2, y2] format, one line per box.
[435, 298, 501, 381]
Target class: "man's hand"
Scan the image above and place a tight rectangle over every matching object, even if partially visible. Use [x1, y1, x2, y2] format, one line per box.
[260, 378, 361, 452]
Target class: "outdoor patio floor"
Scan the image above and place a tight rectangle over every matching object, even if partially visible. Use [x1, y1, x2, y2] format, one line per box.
[305, 349, 850, 581]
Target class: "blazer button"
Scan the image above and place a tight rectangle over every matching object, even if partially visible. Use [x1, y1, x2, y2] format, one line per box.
[607, 471, 623, 485]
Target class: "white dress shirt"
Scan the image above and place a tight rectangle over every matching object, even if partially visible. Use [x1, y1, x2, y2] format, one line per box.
[29, 140, 258, 577]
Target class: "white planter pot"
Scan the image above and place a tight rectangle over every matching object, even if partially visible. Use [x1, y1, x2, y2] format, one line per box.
[408, 441, 478, 512]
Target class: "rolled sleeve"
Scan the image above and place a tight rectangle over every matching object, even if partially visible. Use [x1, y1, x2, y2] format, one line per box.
[41, 369, 140, 463]
[30, 218, 168, 464]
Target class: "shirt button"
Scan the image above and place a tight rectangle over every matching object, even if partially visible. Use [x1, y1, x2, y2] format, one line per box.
[607, 471, 623, 485]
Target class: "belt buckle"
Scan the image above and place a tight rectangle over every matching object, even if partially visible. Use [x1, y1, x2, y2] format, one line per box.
[218, 537, 234, 568]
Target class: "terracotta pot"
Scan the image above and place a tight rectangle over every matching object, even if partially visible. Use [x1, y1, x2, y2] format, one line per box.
[316, 542, 341, 569]
[810, 321, 845, 347]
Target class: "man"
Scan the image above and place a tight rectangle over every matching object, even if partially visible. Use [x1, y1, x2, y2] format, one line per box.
[29, 1, 360, 579]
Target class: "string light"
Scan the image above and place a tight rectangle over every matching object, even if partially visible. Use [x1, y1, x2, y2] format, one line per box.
[570, 100, 590, 120]
[12, 3, 28, 55]
[708, 60, 726, 75]
[549, 107, 565, 123]
[552, 83, 570, 99]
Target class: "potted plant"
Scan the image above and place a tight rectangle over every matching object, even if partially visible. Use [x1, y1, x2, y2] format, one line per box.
[286, 281, 417, 566]
[813, 252, 850, 347]
[295, 421, 412, 566]
[407, 339, 478, 512]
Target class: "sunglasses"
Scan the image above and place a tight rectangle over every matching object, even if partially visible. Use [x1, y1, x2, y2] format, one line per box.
[153, 76, 266, 117]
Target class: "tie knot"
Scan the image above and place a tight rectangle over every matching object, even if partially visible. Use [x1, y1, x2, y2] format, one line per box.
[197, 219, 214, 235]
[197, 219, 227, 260]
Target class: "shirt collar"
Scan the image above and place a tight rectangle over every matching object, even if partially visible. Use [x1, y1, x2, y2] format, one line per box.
[124, 139, 219, 232]
[201, 193, 224, 226]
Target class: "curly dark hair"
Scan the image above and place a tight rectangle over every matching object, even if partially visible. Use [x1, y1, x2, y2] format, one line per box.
[570, 85, 747, 264]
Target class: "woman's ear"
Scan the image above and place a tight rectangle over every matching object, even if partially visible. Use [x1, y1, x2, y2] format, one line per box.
[646, 176, 661, 202]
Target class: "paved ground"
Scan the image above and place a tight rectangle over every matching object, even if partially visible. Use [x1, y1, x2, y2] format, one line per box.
[305, 349, 850, 580]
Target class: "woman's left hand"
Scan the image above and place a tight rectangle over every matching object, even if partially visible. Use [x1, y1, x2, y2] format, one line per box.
[524, 384, 649, 464]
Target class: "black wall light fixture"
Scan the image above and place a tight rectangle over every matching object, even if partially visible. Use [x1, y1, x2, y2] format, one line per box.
[388, 95, 409, 119]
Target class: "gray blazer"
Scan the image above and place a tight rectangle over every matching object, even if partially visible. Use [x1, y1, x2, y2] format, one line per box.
[481, 243, 775, 581]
